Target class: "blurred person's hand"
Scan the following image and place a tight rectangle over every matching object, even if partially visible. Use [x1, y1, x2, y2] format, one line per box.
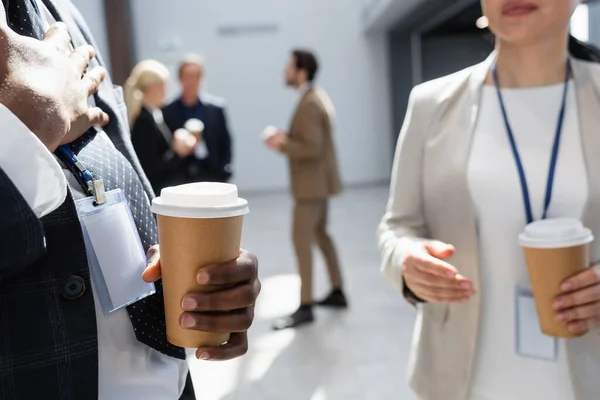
[173, 129, 197, 157]
[143, 246, 261, 361]
[0, 18, 109, 151]
[554, 264, 600, 334]
[265, 131, 287, 151]
[402, 241, 475, 303]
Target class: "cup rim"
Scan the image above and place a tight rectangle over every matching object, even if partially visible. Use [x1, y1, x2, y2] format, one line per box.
[519, 228, 594, 249]
[151, 197, 249, 219]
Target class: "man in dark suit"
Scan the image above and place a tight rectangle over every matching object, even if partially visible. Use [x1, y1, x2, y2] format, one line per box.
[163, 54, 233, 183]
[0, 1, 260, 399]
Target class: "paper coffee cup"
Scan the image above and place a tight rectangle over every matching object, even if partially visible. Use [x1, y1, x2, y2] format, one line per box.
[184, 118, 204, 139]
[260, 125, 278, 141]
[519, 218, 594, 338]
[152, 183, 249, 348]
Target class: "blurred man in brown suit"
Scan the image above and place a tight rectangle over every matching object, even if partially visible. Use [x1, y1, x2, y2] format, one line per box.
[265, 49, 347, 330]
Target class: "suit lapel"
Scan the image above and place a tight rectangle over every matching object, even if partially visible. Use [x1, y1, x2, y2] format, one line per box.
[565, 57, 600, 400]
[572, 60, 600, 261]
[289, 89, 312, 135]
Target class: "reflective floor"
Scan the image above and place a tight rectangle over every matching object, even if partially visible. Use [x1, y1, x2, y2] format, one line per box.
[189, 186, 417, 400]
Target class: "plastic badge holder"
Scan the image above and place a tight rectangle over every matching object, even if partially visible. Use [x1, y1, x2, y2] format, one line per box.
[76, 189, 156, 314]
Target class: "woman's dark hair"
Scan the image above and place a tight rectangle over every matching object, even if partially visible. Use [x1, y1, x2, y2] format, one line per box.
[569, 35, 600, 62]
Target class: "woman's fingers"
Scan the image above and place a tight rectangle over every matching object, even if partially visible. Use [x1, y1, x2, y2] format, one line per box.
[404, 265, 473, 291]
[405, 252, 459, 279]
[407, 281, 472, 303]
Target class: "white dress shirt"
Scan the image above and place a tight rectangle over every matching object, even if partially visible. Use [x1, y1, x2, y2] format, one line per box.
[0, 3, 188, 397]
[468, 83, 585, 400]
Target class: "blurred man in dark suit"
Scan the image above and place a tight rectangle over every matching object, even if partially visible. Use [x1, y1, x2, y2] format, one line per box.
[163, 54, 233, 183]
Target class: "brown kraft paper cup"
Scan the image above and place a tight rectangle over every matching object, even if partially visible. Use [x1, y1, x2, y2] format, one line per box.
[519, 219, 594, 338]
[152, 183, 249, 348]
[523, 243, 589, 338]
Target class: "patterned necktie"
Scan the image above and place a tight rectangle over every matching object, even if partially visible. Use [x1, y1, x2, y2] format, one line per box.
[4, 0, 45, 39]
[8, 0, 185, 360]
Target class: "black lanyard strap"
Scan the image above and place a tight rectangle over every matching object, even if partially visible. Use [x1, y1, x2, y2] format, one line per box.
[492, 59, 571, 225]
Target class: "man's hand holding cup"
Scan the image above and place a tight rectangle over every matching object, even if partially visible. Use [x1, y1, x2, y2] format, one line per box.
[261, 125, 287, 151]
[143, 246, 260, 361]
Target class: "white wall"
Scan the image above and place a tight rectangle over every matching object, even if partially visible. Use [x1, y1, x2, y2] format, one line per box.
[70, 0, 111, 72]
[130, 0, 393, 192]
[362, 0, 423, 33]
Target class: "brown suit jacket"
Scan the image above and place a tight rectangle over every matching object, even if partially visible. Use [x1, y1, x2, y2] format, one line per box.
[280, 87, 342, 200]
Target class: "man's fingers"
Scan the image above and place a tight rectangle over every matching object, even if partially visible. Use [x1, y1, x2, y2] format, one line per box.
[70, 44, 95, 73]
[43, 22, 71, 53]
[197, 250, 256, 286]
[180, 307, 254, 333]
[182, 279, 260, 312]
[82, 67, 106, 96]
[86, 107, 109, 127]
[195, 332, 248, 361]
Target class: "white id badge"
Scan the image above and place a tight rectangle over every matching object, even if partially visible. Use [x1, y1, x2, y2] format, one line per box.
[515, 286, 558, 361]
[76, 189, 156, 314]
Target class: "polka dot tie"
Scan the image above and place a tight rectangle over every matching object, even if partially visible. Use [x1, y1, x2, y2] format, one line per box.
[70, 132, 186, 360]
[5, 0, 46, 39]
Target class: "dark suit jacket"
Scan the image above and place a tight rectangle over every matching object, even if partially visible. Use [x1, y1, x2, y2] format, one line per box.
[280, 88, 342, 200]
[131, 107, 186, 195]
[163, 97, 233, 183]
[0, 0, 162, 398]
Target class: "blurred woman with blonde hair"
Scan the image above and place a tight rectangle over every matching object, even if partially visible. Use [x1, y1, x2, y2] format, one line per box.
[126, 59, 196, 194]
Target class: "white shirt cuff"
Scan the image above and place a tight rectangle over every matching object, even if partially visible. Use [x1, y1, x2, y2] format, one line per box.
[0, 104, 67, 218]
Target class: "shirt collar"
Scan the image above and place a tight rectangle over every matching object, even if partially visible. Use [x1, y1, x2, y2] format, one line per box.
[299, 83, 312, 96]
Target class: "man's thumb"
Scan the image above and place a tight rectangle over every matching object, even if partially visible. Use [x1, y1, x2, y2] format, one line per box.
[424, 241, 455, 259]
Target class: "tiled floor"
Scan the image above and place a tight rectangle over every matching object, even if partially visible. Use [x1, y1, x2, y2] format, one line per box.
[189, 186, 418, 400]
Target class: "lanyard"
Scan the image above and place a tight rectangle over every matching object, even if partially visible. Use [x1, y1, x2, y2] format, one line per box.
[55, 145, 106, 205]
[491, 59, 571, 225]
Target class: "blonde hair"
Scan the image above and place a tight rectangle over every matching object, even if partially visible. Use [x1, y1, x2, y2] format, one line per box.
[124, 60, 170, 126]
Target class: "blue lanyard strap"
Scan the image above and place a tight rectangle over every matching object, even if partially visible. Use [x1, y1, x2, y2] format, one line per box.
[492, 59, 571, 225]
[56, 145, 106, 204]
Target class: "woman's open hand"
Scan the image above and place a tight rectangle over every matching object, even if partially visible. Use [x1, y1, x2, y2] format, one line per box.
[402, 241, 476, 303]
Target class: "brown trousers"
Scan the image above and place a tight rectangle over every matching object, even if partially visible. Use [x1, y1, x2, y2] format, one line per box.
[293, 200, 343, 304]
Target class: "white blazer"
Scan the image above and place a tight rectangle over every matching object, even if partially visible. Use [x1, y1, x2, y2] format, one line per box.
[378, 54, 600, 400]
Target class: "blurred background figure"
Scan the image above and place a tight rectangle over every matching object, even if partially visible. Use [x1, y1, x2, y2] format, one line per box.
[163, 54, 233, 183]
[126, 59, 197, 195]
[265, 50, 347, 330]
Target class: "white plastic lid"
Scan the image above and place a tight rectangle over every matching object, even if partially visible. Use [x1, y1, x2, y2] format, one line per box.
[518, 218, 593, 249]
[151, 182, 249, 219]
[184, 118, 204, 133]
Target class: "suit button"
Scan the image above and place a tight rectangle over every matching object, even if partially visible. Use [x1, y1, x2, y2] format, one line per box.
[61, 276, 86, 300]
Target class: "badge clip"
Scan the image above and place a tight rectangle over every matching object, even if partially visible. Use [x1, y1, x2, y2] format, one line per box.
[90, 179, 107, 206]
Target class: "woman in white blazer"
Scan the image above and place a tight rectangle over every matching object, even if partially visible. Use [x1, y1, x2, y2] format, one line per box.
[378, 1, 600, 399]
